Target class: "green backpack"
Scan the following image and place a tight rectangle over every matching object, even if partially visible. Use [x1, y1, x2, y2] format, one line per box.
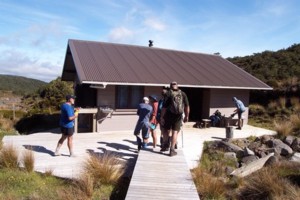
[169, 90, 184, 114]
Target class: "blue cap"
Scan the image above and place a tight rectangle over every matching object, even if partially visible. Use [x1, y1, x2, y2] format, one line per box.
[66, 94, 76, 101]
[149, 95, 158, 101]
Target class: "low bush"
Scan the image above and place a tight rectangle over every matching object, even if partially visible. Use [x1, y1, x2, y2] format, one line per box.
[249, 104, 266, 116]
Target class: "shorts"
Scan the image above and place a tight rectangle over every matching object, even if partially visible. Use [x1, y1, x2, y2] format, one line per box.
[163, 111, 182, 131]
[134, 121, 150, 139]
[61, 127, 74, 136]
[237, 110, 245, 119]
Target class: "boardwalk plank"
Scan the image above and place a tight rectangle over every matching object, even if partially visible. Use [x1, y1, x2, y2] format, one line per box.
[125, 149, 200, 200]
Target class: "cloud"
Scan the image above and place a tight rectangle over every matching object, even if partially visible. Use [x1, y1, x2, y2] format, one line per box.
[108, 27, 134, 42]
[143, 18, 166, 31]
[0, 49, 61, 82]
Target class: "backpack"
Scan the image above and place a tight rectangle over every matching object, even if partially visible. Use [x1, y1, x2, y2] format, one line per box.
[156, 99, 164, 121]
[169, 90, 184, 114]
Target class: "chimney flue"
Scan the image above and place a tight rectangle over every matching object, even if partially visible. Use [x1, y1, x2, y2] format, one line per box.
[149, 40, 153, 47]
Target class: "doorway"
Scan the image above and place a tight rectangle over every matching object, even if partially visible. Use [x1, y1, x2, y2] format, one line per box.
[181, 88, 203, 121]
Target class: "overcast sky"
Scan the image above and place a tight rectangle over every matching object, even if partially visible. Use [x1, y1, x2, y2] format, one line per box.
[1, 0, 300, 82]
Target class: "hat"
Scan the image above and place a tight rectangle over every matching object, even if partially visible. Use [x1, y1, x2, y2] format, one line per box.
[170, 81, 178, 87]
[66, 94, 76, 101]
[143, 97, 149, 102]
[162, 86, 169, 90]
[149, 95, 158, 101]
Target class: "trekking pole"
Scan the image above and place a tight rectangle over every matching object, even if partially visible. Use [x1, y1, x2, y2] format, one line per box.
[181, 127, 184, 148]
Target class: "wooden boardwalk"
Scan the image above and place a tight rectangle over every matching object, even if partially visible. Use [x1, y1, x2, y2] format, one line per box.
[126, 149, 200, 200]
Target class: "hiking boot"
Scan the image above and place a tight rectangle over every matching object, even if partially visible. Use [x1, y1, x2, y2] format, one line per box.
[138, 144, 142, 151]
[160, 147, 170, 152]
[169, 149, 177, 157]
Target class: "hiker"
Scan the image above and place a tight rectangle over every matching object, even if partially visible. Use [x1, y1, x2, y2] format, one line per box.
[134, 97, 153, 151]
[160, 81, 190, 156]
[55, 94, 79, 157]
[157, 86, 171, 151]
[232, 97, 246, 130]
[149, 95, 159, 148]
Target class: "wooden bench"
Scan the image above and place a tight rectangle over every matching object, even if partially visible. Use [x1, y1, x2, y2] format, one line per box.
[224, 117, 244, 127]
[202, 119, 211, 128]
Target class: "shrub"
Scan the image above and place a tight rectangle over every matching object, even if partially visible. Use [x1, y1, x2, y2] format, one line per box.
[249, 104, 266, 116]
[268, 101, 278, 111]
[0, 144, 19, 169]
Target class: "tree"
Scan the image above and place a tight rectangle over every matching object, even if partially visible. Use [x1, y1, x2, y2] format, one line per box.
[23, 77, 73, 115]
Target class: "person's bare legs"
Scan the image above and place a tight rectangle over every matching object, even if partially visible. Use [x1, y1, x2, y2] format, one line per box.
[55, 135, 68, 156]
[170, 130, 178, 149]
[67, 135, 74, 156]
[151, 129, 157, 148]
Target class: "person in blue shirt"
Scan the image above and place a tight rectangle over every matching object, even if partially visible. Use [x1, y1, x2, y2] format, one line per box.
[55, 94, 79, 157]
[232, 97, 246, 130]
[134, 97, 153, 151]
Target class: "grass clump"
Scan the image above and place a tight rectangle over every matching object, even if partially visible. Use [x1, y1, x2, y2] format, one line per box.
[22, 147, 35, 172]
[274, 120, 293, 139]
[192, 167, 226, 200]
[83, 152, 125, 186]
[0, 144, 19, 169]
[237, 164, 300, 200]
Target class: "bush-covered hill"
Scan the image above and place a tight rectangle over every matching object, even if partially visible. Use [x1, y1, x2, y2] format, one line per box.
[228, 43, 300, 92]
[0, 75, 47, 95]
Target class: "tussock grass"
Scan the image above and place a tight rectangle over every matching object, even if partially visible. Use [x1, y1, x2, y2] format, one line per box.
[83, 152, 125, 187]
[238, 165, 300, 200]
[75, 173, 94, 198]
[274, 120, 293, 139]
[278, 97, 286, 109]
[290, 114, 300, 133]
[22, 148, 35, 172]
[193, 167, 226, 200]
[0, 144, 19, 169]
[290, 97, 300, 111]
[44, 168, 54, 176]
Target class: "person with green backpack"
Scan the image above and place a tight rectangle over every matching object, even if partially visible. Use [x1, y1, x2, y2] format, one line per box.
[160, 82, 190, 156]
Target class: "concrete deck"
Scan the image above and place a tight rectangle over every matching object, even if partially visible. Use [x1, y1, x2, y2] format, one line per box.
[2, 125, 276, 179]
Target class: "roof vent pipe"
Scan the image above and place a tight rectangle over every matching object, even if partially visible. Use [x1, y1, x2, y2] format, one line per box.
[149, 40, 153, 47]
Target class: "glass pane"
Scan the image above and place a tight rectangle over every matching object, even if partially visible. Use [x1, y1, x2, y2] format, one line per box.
[131, 86, 143, 108]
[117, 86, 129, 108]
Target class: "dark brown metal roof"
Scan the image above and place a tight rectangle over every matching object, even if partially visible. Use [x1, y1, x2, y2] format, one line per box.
[61, 39, 272, 90]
